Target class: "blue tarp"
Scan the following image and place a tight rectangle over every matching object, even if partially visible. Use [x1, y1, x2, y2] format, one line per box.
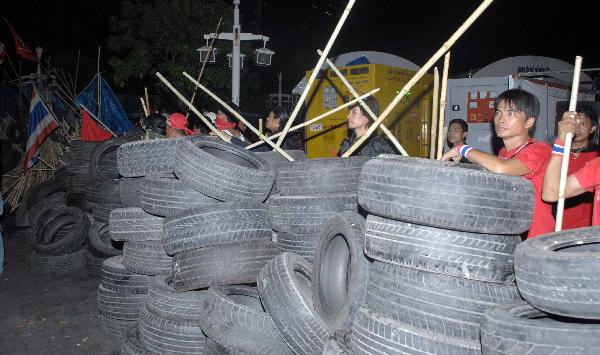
[75, 74, 133, 135]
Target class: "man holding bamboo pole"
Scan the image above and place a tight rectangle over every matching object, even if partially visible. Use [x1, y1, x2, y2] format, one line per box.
[543, 112, 600, 227]
[441, 89, 553, 238]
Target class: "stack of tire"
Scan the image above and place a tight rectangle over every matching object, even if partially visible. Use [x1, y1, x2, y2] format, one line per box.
[349, 155, 533, 354]
[480, 227, 600, 353]
[85, 220, 122, 278]
[268, 157, 369, 263]
[113, 137, 280, 353]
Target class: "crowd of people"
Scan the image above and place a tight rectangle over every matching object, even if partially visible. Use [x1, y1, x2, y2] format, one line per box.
[138, 88, 599, 240]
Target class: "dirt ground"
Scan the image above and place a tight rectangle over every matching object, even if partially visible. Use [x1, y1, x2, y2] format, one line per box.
[0, 230, 120, 355]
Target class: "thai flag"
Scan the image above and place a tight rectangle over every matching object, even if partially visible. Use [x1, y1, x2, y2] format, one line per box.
[24, 87, 58, 171]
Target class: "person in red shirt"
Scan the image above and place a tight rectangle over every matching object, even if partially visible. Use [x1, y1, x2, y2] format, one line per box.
[442, 89, 553, 238]
[543, 111, 600, 227]
[558, 108, 599, 228]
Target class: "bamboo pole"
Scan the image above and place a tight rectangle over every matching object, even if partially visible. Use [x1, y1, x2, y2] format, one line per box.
[259, 119, 263, 135]
[319, 50, 408, 156]
[342, 0, 494, 157]
[245, 88, 380, 150]
[140, 97, 149, 116]
[436, 51, 451, 160]
[276, 0, 356, 147]
[144, 87, 150, 113]
[74, 49, 81, 94]
[429, 67, 440, 159]
[182, 72, 295, 161]
[186, 17, 223, 119]
[555, 55, 583, 232]
[97, 46, 102, 120]
[155, 72, 228, 141]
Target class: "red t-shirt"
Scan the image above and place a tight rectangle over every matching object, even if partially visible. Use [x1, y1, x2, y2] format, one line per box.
[574, 157, 600, 226]
[562, 150, 599, 229]
[498, 139, 553, 238]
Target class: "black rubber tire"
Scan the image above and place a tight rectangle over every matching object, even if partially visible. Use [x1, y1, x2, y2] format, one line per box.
[29, 199, 67, 238]
[140, 174, 218, 217]
[121, 327, 158, 355]
[275, 156, 369, 196]
[96, 284, 147, 320]
[200, 285, 292, 355]
[109, 207, 164, 242]
[119, 177, 144, 208]
[313, 212, 369, 331]
[90, 136, 130, 182]
[365, 214, 521, 284]
[69, 173, 91, 193]
[257, 252, 332, 354]
[275, 232, 320, 263]
[138, 305, 206, 354]
[174, 138, 275, 202]
[163, 201, 271, 255]
[69, 140, 100, 159]
[66, 191, 93, 212]
[255, 149, 307, 168]
[86, 251, 106, 279]
[88, 221, 124, 258]
[146, 275, 207, 322]
[480, 303, 600, 355]
[86, 180, 122, 204]
[92, 203, 122, 224]
[24, 178, 68, 212]
[366, 261, 522, 341]
[122, 241, 172, 276]
[26, 249, 86, 275]
[351, 306, 481, 355]
[98, 314, 137, 338]
[172, 239, 278, 291]
[205, 338, 229, 355]
[100, 256, 153, 294]
[269, 194, 357, 234]
[35, 207, 90, 255]
[117, 137, 187, 177]
[358, 155, 535, 234]
[515, 227, 600, 319]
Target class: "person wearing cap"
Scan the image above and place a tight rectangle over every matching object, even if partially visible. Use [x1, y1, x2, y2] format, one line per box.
[140, 113, 167, 139]
[166, 113, 192, 138]
[338, 96, 396, 157]
[543, 109, 600, 228]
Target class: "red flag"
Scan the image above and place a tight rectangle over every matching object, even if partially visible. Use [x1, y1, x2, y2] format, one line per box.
[3, 18, 37, 62]
[80, 110, 112, 141]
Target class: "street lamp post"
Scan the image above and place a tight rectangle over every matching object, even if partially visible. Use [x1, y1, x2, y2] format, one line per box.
[200, 0, 274, 107]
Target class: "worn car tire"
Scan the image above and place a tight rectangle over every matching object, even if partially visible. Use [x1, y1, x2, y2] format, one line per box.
[257, 252, 332, 355]
[122, 240, 172, 276]
[90, 136, 130, 182]
[88, 221, 123, 258]
[119, 177, 145, 208]
[100, 256, 152, 294]
[97, 284, 147, 320]
[35, 207, 90, 255]
[275, 232, 320, 263]
[117, 137, 186, 177]
[98, 314, 137, 338]
[121, 327, 157, 355]
[109, 207, 164, 242]
[313, 212, 369, 331]
[26, 249, 86, 275]
[358, 155, 535, 234]
[365, 214, 521, 283]
[515, 227, 600, 319]
[146, 275, 206, 322]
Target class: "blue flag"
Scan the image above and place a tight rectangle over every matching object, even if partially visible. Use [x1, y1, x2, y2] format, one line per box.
[75, 74, 133, 135]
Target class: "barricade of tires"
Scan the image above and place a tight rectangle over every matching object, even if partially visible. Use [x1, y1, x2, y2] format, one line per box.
[349, 155, 532, 354]
[479, 227, 600, 354]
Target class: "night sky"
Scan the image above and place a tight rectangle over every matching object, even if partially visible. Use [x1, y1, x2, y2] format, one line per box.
[3, 0, 599, 98]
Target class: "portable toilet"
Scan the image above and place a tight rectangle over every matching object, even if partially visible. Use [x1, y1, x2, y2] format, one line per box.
[293, 51, 433, 158]
[442, 56, 595, 154]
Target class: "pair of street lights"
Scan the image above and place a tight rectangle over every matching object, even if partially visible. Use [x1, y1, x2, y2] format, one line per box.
[197, 0, 275, 107]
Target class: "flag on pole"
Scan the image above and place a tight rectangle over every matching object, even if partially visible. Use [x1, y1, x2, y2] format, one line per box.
[0, 42, 7, 64]
[80, 109, 112, 141]
[24, 87, 59, 171]
[3, 18, 37, 62]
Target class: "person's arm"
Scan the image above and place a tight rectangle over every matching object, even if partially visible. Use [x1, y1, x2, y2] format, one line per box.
[542, 111, 588, 202]
[441, 146, 531, 176]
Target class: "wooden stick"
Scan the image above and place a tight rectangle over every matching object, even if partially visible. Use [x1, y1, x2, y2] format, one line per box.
[74, 49, 81, 94]
[319, 50, 408, 156]
[555, 55, 583, 232]
[182, 71, 295, 161]
[140, 97, 149, 116]
[342, 0, 494, 157]
[429, 67, 440, 159]
[144, 87, 150, 113]
[276, 0, 356, 147]
[155, 71, 228, 141]
[97, 46, 102, 120]
[186, 17, 223, 119]
[436, 51, 451, 160]
[245, 88, 380, 149]
[259, 119, 263, 135]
